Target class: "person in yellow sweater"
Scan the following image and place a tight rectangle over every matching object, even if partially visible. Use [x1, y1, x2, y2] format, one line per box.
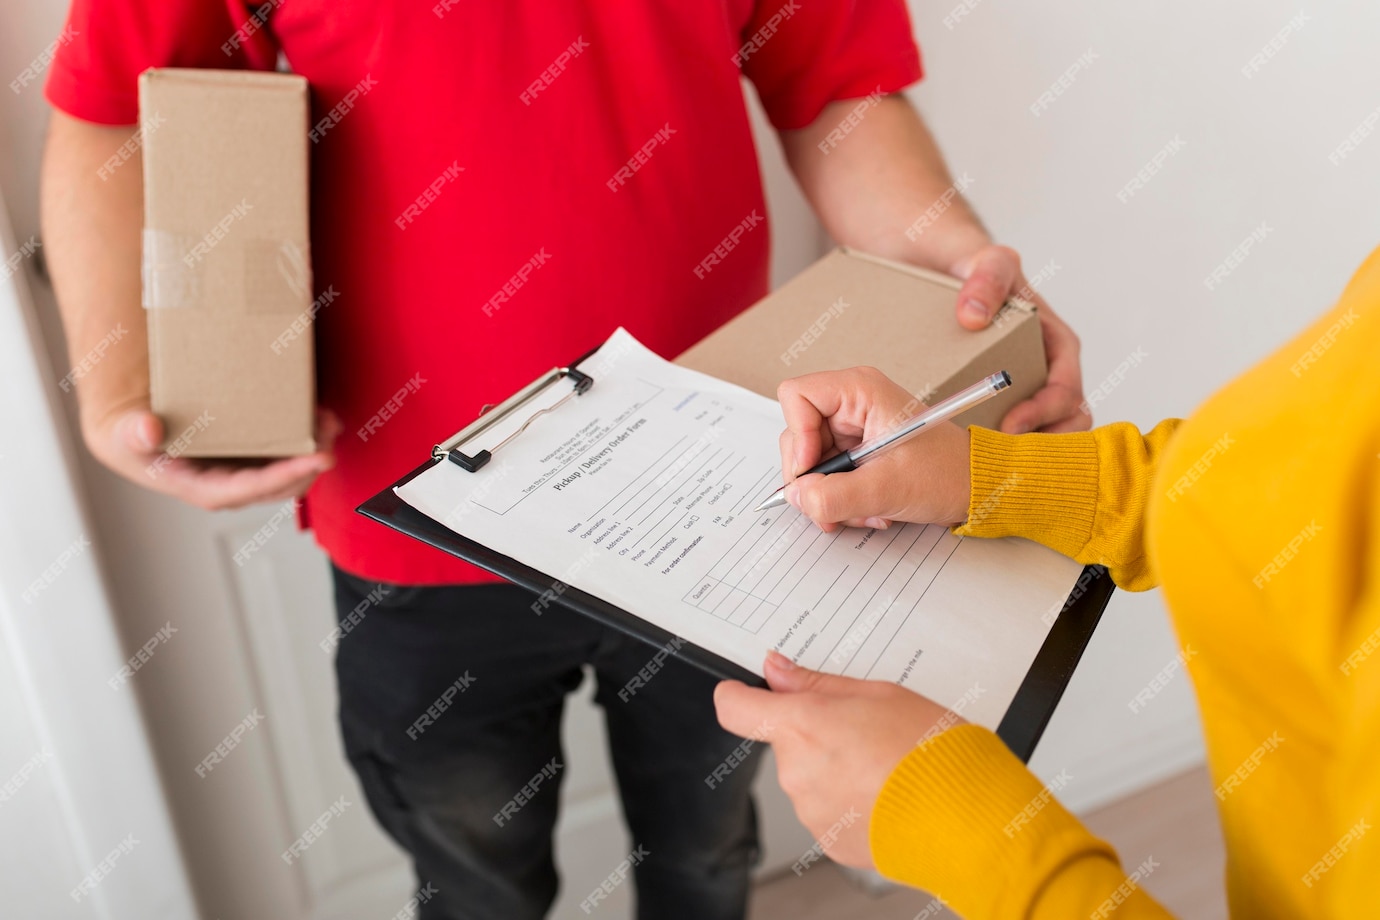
[714, 247, 1380, 918]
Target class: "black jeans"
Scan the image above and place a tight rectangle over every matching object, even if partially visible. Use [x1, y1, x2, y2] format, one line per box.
[331, 565, 763, 920]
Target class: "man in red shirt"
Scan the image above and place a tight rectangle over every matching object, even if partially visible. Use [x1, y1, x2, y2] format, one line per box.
[41, 1, 1089, 917]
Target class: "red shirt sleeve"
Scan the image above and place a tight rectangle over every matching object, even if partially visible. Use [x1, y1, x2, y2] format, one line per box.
[736, 0, 924, 131]
[45, 0, 275, 125]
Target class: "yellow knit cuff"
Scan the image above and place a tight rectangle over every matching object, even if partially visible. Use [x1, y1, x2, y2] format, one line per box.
[870, 725, 1118, 920]
[955, 427, 1100, 560]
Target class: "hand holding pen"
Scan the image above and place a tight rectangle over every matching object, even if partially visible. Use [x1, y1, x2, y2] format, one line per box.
[762, 368, 1008, 532]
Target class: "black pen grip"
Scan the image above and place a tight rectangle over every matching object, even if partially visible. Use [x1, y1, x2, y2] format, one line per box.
[802, 451, 857, 478]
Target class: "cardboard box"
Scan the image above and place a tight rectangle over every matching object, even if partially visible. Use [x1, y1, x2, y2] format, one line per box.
[139, 68, 315, 457]
[677, 248, 1046, 430]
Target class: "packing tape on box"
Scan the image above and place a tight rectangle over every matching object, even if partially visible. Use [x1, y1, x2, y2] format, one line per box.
[141, 228, 202, 310]
[142, 230, 312, 312]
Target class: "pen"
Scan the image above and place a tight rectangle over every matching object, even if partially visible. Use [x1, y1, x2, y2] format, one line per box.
[752, 371, 1013, 513]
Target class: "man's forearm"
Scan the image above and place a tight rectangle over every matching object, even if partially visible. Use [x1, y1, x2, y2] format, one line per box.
[40, 111, 149, 438]
[778, 94, 989, 273]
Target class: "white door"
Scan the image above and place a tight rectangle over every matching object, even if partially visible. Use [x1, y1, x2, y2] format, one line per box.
[12, 83, 821, 920]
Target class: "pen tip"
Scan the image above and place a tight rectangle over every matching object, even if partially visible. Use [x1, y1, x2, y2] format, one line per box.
[751, 501, 767, 513]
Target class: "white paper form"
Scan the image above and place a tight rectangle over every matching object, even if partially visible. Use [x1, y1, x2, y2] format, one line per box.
[396, 328, 1085, 729]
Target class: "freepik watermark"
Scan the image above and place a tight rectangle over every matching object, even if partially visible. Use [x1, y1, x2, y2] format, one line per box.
[406, 672, 477, 740]
[395, 161, 464, 230]
[1, 235, 42, 285]
[1253, 520, 1323, 588]
[991, 259, 1062, 333]
[1029, 48, 1099, 117]
[705, 721, 772, 790]
[222, 0, 284, 56]
[520, 36, 590, 105]
[22, 534, 91, 604]
[1128, 646, 1198, 714]
[903, 174, 975, 241]
[194, 709, 265, 777]
[282, 796, 352, 864]
[968, 473, 1021, 528]
[481, 249, 553, 317]
[145, 410, 215, 479]
[530, 547, 601, 614]
[1341, 622, 1380, 676]
[1203, 222, 1273, 291]
[1089, 856, 1159, 919]
[184, 200, 252, 267]
[693, 210, 764, 279]
[319, 583, 391, 654]
[109, 622, 177, 689]
[781, 298, 850, 365]
[1164, 433, 1234, 503]
[10, 25, 78, 95]
[1213, 731, 1284, 800]
[1328, 103, 1380, 166]
[1002, 768, 1073, 837]
[817, 86, 885, 155]
[1079, 347, 1148, 417]
[1116, 136, 1187, 203]
[310, 74, 378, 143]
[617, 637, 687, 702]
[0, 749, 54, 807]
[443, 462, 515, 529]
[831, 596, 893, 665]
[1043, 564, 1107, 627]
[1302, 820, 1369, 888]
[59, 322, 128, 393]
[1241, 11, 1310, 79]
[732, 1, 802, 67]
[358, 373, 427, 441]
[391, 883, 440, 920]
[271, 285, 339, 355]
[493, 758, 562, 826]
[69, 834, 138, 903]
[912, 895, 949, 919]
[791, 807, 863, 875]
[1290, 308, 1360, 377]
[232, 500, 298, 567]
[943, 0, 987, 30]
[97, 113, 165, 181]
[391, 882, 438, 920]
[917, 683, 986, 746]
[580, 846, 650, 913]
[607, 124, 676, 192]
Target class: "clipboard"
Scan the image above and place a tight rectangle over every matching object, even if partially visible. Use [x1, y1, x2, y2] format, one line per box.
[358, 345, 1115, 763]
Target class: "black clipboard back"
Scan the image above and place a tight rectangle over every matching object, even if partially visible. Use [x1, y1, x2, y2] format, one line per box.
[357, 457, 1113, 763]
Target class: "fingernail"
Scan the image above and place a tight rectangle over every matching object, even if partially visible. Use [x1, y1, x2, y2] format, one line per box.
[1010, 423, 1032, 435]
[129, 417, 155, 451]
[864, 516, 888, 529]
[784, 483, 800, 508]
[961, 299, 990, 322]
[769, 650, 797, 670]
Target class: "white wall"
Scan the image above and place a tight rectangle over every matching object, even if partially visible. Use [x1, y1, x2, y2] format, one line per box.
[906, 0, 1380, 807]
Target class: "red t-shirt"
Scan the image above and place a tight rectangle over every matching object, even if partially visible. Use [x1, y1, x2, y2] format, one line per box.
[47, 0, 922, 585]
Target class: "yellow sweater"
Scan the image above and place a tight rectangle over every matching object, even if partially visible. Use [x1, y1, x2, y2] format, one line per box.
[870, 247, 1380, 918]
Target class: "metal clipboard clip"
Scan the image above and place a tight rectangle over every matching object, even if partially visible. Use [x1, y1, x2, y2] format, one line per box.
[432, 364, 594, 472]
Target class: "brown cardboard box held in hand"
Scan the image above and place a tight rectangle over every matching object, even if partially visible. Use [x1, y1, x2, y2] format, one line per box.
[139, 68, 316, 457]
[676, 248, 1046, 431]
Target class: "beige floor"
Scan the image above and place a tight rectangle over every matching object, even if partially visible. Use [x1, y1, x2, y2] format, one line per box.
[749, 766, 1228, 920]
